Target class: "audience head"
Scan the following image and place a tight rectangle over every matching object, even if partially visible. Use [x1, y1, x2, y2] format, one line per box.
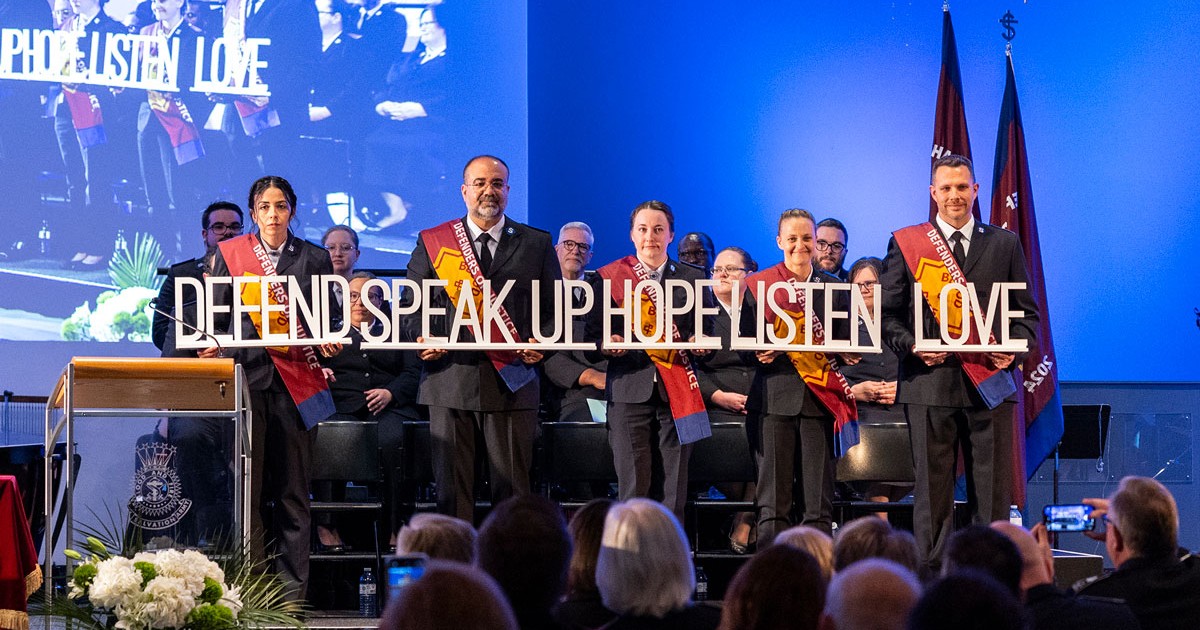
[396, 513, 477, 564]
[774, 525, 834, 584]
[322, 225, 360, 278]
[597, 498, 694, 618]
[908, 570, 1027, 630]
[201, 201, 244, 250]
[565, 499, 613, 599]
[821, 558, 921, 630]
[677, 232, 715, 271]
[477, 495, 571, 628]
[556, 221, 595, 281]
[1106, 475, 1179, 564]
[711, 246, 756, 305]
[814, 218, 849, 275]
[629, 200, 675, 268]
[832, 516, 920, 574]
[989, 521, 1055, 593]
[379, 561, 516, 630]
[719, 544, 825, 630]
[943, 525, 1023, 597]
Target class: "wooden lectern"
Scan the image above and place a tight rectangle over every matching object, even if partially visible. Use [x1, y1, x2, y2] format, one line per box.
[42, 358, 251, 590]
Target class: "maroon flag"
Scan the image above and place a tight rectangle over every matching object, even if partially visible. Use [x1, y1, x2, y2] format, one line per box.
[989, 50, 1063, 508]
[930, 8, 980, 221]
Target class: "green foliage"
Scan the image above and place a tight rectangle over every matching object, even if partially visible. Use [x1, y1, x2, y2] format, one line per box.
[187, 603, 235, 630]
[133, 561, 157, 587]
[73, 563, 98, 590]
[200, 578, 223, 605]
[108, 233, 165, 290]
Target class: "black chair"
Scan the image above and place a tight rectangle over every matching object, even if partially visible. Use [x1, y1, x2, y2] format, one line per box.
[310, 420, 383, 561]
[687, 422, 757, 553]
[834, 422, 916, 523]
[540, 422, 616, 508]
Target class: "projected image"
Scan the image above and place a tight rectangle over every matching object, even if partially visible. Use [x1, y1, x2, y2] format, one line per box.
[0, 0, 526, 343]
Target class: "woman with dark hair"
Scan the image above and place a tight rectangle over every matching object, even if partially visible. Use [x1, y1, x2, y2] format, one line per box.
[555, 499, 616, 630]
[839, 256, 911, 510]
[697, 245, 759, 553]
[361, 4, 450, 231]
[718, 545, 825, 630]
[205, 175, 340, 600]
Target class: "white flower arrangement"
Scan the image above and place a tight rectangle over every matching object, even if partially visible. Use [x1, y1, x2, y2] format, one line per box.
[67, 544, 241, 630]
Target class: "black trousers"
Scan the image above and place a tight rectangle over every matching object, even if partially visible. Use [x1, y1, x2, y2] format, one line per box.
[249, 376, 316, 601]
[751, 411, 835, 545]
[608, 388, 694, 521]
[428, 406, 537, 523]
[907, 401, 1014, 572]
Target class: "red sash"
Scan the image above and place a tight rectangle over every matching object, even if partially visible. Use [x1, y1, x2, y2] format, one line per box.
[234, 98, 281, 138]
[217, 235, 335, 429]
[62, 86, 106, 148]
[0, 476, 41, 630]
[141, 22, 204, 164]
[597, 256, 710, 444]
[892, 223, 1017, 408]
[418, 220, 536, 393]
[747, 263, 857, 446]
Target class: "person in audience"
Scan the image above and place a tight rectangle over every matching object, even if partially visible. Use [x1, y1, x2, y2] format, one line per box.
[820, 558, 921, 630]
[596, 498, 720, 629]
[838, 256, 910, 512]
[542, 222, 607, 423]
[774, 525, 835, 584]
[908, 571, 1027, 630]
[943, 525, 1024, 596]
[813, 218, 850, 281]
[1075, 476, 1200, 630]
[362, 4, 450, 230]
[743, 208, 856, 543]
[477, 495, 573, 630]
[832, 515, 920, 574]
[555, 499, 617, 630]
[396, 513, 477, 564]
[589, 201, 710, 521]
[676, 231, 715, 274]
[697, 246, 758, 553]
[990, 521, 1140, 630]
[322, 225, 361, 303]
[379, 560, 516, 630]
[719, 544, 825, 630]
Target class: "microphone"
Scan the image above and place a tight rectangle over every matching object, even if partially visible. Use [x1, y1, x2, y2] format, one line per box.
[149, 297, 224, 356]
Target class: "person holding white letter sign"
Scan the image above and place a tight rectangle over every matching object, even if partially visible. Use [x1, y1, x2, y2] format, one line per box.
[880, 154, 1038, 573]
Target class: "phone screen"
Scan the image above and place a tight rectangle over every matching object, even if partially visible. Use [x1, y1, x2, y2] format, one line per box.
[1043, 504, 1096, 532]
[386, 555, 426, 605]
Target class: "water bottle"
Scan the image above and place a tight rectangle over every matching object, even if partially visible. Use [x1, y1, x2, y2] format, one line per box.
[114, 229, 128, 253]
[1009, 505, 1023, 527]
[39, 221, 51, 255]
[358, 567, 377, 617]
[694, 565, 708, 602]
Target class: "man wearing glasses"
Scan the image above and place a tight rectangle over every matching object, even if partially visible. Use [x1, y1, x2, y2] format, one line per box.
[814, 218, 850, 281]
[542, 222, 607, 423]
[152, 201, 244, 354]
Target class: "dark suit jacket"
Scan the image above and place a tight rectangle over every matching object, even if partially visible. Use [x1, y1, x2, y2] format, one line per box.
[245, 0, 322, 128]
[306, 31, 369, 140]
[1074, 554, 1200, 630]
[1025, 583, 1141, 630]
[880, 222, 1038, 408]
[404, 218, 562, 412]
[210, 232, 334, 390]
[325, 325, 421, 420]
[357, 5, 408, 92]
[740, 269, 850, 417]
[585, 259, 705, 405]
[542, 277, 607, 422]
[696, 303, 752, 422]
[153, 256, 207, 355]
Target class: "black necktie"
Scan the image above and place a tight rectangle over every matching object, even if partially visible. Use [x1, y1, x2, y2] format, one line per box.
[476, 232, 493, 274]
[949, 232, 966, 267]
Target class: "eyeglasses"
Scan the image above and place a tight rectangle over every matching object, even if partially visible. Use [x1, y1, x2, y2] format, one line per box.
[558, 240, 591, 254]
[855, 280, 877, 291]
[325, 244, 357, 253]
[348, 292, 379, 304]
[468, 180, 507, 191]
[207, 222, 243, 234]
[710, 266, 747, 276]
[815, 240, 846, 254]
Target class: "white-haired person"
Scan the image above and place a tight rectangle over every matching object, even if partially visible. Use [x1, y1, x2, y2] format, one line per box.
[595, 498, 720, 629]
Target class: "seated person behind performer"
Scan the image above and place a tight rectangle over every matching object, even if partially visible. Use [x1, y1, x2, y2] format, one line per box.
[813, 218, 850, 281]
[588, 200, 711, 521]
[697, 246, 758, 554]
[742, 208, 857, 544]
[542, 221, 607, 423]
[322, 225, 360, 301]
[317, 271, 421, 552]
[676, 231, 715, 276]
[838, 256, 911, 510]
